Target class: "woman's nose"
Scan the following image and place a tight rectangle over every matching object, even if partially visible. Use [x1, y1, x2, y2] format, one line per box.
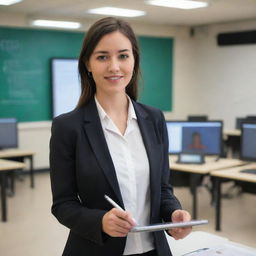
[108, 58, 120, 73]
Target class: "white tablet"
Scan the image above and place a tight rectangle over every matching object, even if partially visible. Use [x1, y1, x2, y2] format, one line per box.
[130, 220, 208, 233]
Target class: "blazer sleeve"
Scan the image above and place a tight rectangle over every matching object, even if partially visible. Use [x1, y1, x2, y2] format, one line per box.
[49, 116, 107, 245]
[158, 111, 182, 222]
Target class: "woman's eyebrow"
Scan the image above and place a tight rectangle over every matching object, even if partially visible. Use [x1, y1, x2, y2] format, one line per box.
[93, 49, 130, 55]
[118, 49, 130, 53]
[93, 50, 108, 55]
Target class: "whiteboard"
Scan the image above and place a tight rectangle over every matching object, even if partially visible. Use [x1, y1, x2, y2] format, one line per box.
[51, 58, 80, 118]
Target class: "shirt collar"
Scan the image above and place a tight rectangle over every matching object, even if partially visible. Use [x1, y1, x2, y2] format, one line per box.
[94, 96, 107, 122]
[94, 95, 137, 122]
[127, 96, 137, 121]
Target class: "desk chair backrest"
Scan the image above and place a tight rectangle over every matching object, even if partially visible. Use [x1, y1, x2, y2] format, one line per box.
[187, 115, 208, 122]
[246, 116, 256, 121]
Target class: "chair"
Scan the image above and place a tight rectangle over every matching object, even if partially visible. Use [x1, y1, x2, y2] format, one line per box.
[236, 181, 256, 194]
[246, 116, 256, 121]
[187, 115, 208, 122]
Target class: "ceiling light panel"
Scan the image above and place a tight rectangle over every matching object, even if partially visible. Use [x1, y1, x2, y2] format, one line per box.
[87, 7, 146, 17]
[146, 0, 208, 10]
[0, 0, 22, 5]
[32, 20, 81, 29]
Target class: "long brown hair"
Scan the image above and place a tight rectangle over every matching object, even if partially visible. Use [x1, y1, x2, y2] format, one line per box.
[77, 17, 140, 107]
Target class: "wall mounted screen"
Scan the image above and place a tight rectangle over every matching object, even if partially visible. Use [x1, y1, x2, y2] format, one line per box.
[51, 58, 80, 117]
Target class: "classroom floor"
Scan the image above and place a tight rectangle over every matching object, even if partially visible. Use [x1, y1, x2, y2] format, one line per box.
[0, 172, 255, 256]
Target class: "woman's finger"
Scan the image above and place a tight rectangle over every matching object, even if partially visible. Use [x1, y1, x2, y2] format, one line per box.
[102, 208, 135, 237]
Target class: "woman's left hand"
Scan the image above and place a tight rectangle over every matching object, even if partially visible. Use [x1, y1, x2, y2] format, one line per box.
[167, 210, 192, 240]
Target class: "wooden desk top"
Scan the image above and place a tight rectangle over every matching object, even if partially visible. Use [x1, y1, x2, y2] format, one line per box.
[211, 163, 256, 183]
[224, 129, 241, 137]
[169, 155, 245, 174]
[0, 159, 26, 171]
[0, 149, 35, 158]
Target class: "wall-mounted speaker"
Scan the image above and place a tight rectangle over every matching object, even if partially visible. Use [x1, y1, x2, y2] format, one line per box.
[217, 30, 256, 46]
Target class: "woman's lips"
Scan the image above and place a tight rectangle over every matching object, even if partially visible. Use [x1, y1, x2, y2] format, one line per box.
[104, 76, 124, 82]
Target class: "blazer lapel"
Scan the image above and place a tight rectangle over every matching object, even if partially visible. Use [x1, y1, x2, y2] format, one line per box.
[132, 101, 162, 207]
[82, 99, 124, 207]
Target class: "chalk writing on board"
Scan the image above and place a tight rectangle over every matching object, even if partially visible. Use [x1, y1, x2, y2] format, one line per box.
[0, 39, 20, 52]
[2, 59, 43, 102]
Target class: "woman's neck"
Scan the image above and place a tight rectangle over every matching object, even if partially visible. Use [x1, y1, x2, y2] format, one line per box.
[95, 92, 129, 118]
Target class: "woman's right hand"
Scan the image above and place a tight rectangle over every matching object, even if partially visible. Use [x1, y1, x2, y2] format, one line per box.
[102, 208, 136, 237]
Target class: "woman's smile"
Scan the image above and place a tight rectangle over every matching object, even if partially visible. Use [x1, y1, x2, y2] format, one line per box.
[104, 75, 124, 83]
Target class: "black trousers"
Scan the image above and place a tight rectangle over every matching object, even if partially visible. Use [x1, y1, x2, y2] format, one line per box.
[125, 250, 157, 256]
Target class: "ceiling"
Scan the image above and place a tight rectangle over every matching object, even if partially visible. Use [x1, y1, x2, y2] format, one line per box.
[1, 0, 256, 26]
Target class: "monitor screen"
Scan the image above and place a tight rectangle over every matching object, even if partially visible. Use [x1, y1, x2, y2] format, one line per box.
[166, 121, 223, 155]
[0, 118, 18, 149]
[241, 122, 256, 161]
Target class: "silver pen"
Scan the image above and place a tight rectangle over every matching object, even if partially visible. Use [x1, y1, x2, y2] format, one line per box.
[104, 195, 137, 225]
[104, 195, 124, 211]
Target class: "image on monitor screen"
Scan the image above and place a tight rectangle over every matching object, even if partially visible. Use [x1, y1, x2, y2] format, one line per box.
[166, 121, 222, 156]
[0, 118, 18, 150]
[241, 123, 256, 161]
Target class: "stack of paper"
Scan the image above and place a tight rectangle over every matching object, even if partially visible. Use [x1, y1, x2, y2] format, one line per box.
[184, 243, 256, 256]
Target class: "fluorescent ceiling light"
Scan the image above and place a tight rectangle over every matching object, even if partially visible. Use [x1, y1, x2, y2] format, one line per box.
[87, 7, 146, 17]
[0, 0, 22, 5]
[32, 20, 81, 29]
[146, 0, 208, 9]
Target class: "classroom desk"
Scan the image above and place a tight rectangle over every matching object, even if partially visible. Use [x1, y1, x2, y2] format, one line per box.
[211, 163, 256, 231]
[0, 149, 35, 188]
[169, 156, 245, 219]
[0, 159, 25, 221]
[167, 231, 256, 255]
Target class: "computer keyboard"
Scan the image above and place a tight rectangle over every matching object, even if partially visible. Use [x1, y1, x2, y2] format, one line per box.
[240, 169, 256, 175]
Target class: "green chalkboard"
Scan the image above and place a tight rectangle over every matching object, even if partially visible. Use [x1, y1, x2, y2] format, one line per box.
[0, 27, 173, 122]
[138, 36, 173, 111]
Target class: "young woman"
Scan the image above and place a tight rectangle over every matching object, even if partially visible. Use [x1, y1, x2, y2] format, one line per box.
[50, 17, 191, 256]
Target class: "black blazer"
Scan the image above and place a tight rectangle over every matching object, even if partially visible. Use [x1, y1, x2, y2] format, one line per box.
[50, 98, 182, 256]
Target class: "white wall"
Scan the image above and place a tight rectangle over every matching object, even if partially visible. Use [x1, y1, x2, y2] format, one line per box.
[18, 122, 51, 169]
[168, 20, 256, 130]
[165, 30, 198, 120]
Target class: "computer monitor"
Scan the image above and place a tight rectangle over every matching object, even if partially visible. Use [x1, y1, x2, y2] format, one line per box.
[166, 121, 223, 155]
[236, 117, 256, 129]
[240, 122, 256, 162]
[235, 117, 246, 129]
[0, 118, 18, 150]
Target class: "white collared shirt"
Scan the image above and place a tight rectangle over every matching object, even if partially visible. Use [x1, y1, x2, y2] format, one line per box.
[95, 96, 155, 255]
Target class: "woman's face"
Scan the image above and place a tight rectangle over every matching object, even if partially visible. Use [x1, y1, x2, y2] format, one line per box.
[87, 31, 135, 96]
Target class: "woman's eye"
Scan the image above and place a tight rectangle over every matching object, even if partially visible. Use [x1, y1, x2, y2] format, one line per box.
[97, 55, 107, 60]
[119, 54, 129, 60]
